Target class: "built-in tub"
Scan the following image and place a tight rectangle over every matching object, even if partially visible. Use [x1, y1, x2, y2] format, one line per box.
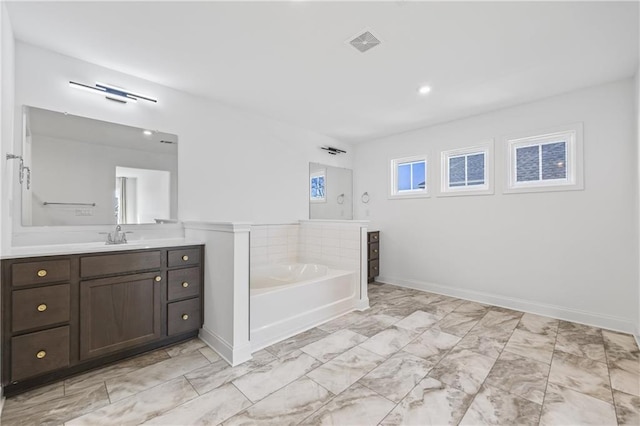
[250, 263, 359, 350]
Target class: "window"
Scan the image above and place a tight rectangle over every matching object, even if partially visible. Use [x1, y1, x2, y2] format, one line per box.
[505, 124, 583, 193]
[390, 155, 428, 198]
[310, 170, 326, 202]
[440, 143, 492, 195]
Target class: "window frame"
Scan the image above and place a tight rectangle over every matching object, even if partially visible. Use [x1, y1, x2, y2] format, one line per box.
[439, 141, 493, 197]
[389, 154, 429, 199]
[504, 123, 584, 194]
[309, 169, 327, 203]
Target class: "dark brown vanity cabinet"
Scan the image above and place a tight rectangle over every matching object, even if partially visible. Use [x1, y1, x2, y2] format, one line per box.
[368, 231, 380, 283]
[1, 244, 204, 396]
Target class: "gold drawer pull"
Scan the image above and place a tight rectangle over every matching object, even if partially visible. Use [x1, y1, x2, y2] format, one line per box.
[373, 249, 378, 253]
[36, 350, 46, 359]
[182, 282, 189, 288]
[37, 303, 47, 312]
[155, 276, 162, 282]
[374, 266, 378, 270]
[37, 269, 47, 277]
[182, 314, 189, 321]
[373, 235, 378, 240]
[182, 255, 189, 261]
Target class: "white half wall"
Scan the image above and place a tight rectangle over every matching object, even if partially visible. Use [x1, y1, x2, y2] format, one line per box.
[354, 78, 638, 334]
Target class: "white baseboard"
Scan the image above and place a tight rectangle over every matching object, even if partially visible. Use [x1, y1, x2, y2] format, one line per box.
[378, 275, 637, 335]
[199, 327, 252, 367]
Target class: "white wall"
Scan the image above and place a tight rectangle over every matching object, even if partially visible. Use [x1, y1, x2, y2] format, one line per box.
[354, 78, 638, 334]
[636, 69, 640, 340]
[116, 167, 171, 224]
[8, 42, 353, 247]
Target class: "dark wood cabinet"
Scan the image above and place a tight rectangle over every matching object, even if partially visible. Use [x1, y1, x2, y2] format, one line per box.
[1, 244, 204, 396]
[367, 231, 380, 283]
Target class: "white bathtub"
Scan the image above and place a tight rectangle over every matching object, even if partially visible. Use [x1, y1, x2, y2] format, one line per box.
[250, 263, 359, 350]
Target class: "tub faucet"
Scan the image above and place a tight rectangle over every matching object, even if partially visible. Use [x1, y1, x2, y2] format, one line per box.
[103, 225, 131, 245]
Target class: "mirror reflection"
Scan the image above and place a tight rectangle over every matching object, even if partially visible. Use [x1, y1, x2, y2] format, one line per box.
[22, 106, 178, 226]
[309, 162, 353, 220]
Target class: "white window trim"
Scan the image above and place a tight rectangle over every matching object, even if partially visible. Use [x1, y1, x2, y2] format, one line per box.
[309, 169, 327, 203]
[389, 154, 429, 199]
[504, 123, 584, 194]
[439, 141, 494, 197]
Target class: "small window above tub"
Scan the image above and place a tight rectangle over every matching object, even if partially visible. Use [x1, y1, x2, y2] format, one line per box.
[310, 169, 326, 203]
[440, 142, 493, 196]
[390, 155, 428, 199]
[505, 124, 583, 194]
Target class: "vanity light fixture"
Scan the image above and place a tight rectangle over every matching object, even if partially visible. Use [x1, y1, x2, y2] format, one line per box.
[418, 85, 432, 95]
[69, 81, 158, 104]
[321, 146, 347, 155]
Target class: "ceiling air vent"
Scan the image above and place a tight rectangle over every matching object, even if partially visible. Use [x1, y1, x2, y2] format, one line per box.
[349, 31, 381, 53]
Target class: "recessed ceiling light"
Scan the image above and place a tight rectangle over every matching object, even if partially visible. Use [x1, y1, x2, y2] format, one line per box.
[418, 85, 431, 95]
[143, 130, 153, 136]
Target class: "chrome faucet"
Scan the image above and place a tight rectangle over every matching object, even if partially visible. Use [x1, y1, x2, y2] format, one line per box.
[103, 225, 131, 245]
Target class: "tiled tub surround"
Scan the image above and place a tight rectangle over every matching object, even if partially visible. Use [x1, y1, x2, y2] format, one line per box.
[3, 283, 639, 425]
[249, 221, 368, 352]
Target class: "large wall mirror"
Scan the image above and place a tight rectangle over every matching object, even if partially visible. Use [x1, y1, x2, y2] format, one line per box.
[309, 162, 353, 220]
[21, 106, 178, 226]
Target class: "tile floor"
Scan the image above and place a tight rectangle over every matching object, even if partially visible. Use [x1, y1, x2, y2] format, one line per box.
[2, 283, 639, 425]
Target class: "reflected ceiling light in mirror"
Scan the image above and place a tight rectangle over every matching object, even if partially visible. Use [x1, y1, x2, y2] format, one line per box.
[68, 81, 158, 104]
[143, 130, 153, 136]
[418, 85, 432, 95]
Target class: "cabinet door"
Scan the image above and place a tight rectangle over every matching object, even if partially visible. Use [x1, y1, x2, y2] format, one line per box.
[80, 272, 162, 360]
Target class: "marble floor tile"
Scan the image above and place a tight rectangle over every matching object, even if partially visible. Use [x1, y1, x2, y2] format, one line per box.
[105, 350, 209, 402]
[164, 338, 207, 358]
[402, 327, 461, 365]
[317, 311, 364, 333]
[301, 383, 395, 426]
[380, 377, 473, 426]
[185, 350, 276, 395]
[517, 313, 559, 336]
[555, 324, 606, 363]
[301, 329, 368, 362]
[143, 382, 251, 425]
[612, 390, 640, 425]
[359, 351, 433, 402]
[459, 384, 542, 426]
[602, 329, 640, 362]
[548, 350, 613, 403]
[609, 362, 640, 396]
[358, 326, 420, 357]
[484, 350, 550, 404]
[346, 314, 399, 337]
[224, 377, 332, 426]
[67, 377, 197, 425]
[490, 306, 525, 318]
[454, 325, 512, 359]
[1, 383, 110, 426]
[232, 351, 322, 403]
[504, 328, 556, 364]
[453, 300, 491, 318]
[428, 348, 496, 395]
[64, 349, 171, 394]
[436, 312, 481, 337]
[393, 310, 439, 333]
[306, 346, 384, 395]
[475, 310, 521, 332]
[420, 297, 465, 318]
[198, 345, 222, 363]
[539, 382, 617, 426]
[264, 328, 329, 358]
[1, 381, 64, 410]
[367, 301, 422, 319]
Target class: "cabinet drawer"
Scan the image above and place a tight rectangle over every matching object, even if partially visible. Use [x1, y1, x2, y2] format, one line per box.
[168, 248, 200, 268]
[369, 259, 380, 278]
[368, 242, 380, 260]
[368, 232, 380, 243]
[168, 298, 201, 336]
[12, 259, 70, 287]
[12, 284, 70, 333]
[80, 251, 161, 278]
[167, 267, 201, 301]
[11, 326, 70, 381]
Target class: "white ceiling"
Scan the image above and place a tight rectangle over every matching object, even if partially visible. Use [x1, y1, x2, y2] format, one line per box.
[6, 1, 639, 143]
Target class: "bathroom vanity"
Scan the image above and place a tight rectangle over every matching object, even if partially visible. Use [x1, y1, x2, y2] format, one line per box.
[1, 243, 204, 396]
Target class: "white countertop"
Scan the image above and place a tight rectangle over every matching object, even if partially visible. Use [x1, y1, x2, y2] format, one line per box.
[1, 238, 204, 259]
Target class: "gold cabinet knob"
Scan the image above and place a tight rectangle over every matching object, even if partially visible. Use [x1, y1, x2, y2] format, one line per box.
[374, 235, 378, 239]
[374, 266, 378, 270]
[374, 249, 378, 253]
[37, 269, 47, 277]
[182, 282, 189, 288]
[37, 303, 47, 312]
[181, 314, 189, 321]
[182, 255, 189, 261]
[36, 350, 46, 359]
[155, 276, 162, 282]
